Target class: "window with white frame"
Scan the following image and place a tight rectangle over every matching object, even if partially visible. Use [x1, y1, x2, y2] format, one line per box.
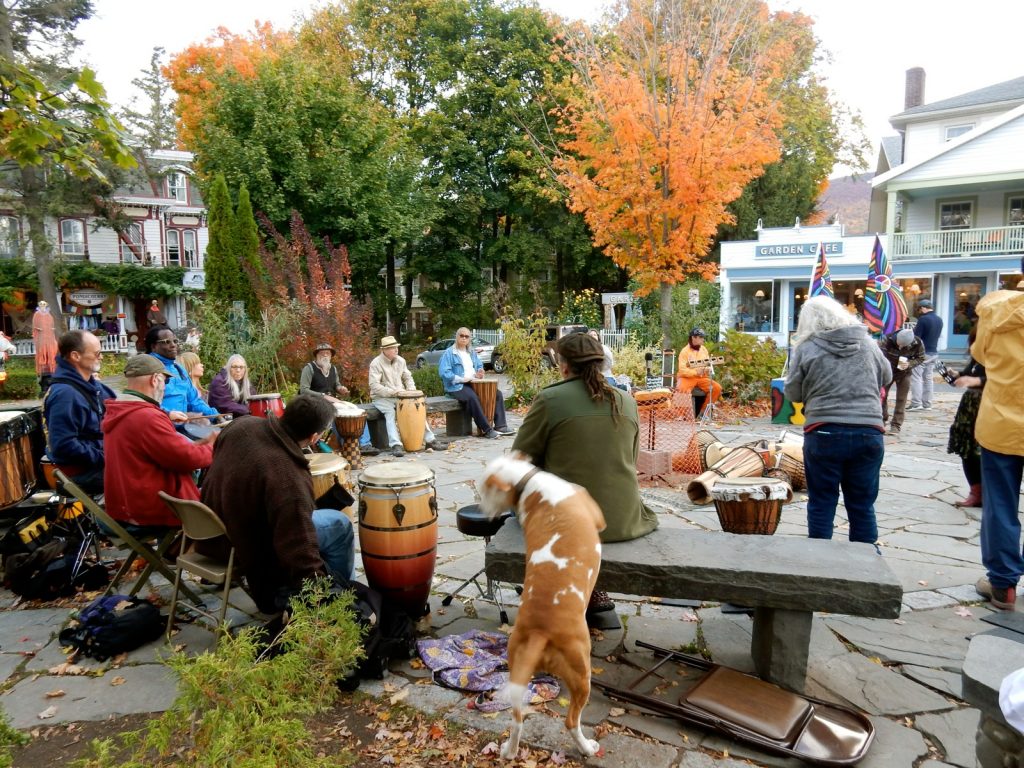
[182, 230, 196, 268]
[1009, 196, 1024, 226]
[731, 281, 780, 333]
[120, 222, 144, 262]
[939, 200, 973, 230]
[166, 172, 188, 203]
[166, 229, 180, 265]
[0, 215, 19, 259]
[59, 219, 86, 257]
[944, 124, 974, 141]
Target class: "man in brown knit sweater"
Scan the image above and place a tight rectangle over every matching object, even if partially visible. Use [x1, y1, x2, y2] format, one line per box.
[200, 394, 355, 613]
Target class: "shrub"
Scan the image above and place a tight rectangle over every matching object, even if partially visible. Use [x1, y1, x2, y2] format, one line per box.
[411, 365, 444, 397]
[74, 579, 364, 768]
[711, 329, 786, 404]
[612, 338, 660, 388]
[556, 288, 601, 328]
[497, 312, 560, 406]
[0, 364, 38, 400]
[0, 707, 29, 768]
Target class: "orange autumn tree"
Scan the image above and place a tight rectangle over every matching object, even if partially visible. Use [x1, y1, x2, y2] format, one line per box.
[163, 23, 292, 147]
[556, 0, 803, 345]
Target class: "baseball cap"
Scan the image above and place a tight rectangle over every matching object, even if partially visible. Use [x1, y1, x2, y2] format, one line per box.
[690, 327, 706, 338]
[124, 354, 171, 377]
[917, 299, 933, 308]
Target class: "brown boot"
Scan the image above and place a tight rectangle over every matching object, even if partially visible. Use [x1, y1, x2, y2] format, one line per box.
[955, 484, 982, 508]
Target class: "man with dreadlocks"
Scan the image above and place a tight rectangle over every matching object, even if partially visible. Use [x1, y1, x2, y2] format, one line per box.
[513, 332, 658, 618]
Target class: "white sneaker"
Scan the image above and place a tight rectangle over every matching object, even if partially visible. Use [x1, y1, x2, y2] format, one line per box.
[906, 405, 924, 411]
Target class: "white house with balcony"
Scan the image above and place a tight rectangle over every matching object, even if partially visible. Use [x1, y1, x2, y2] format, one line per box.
[717, 71, 1024, 355]
[1, 149, 208, 342]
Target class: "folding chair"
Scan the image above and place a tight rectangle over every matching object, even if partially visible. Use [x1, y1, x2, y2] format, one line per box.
[158, 492, 242, 640]
[53, 470, 201, 606]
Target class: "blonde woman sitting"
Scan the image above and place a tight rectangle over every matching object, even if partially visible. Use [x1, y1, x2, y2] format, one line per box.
[208, 354, 255, 417]
[178, 351, 207, 402]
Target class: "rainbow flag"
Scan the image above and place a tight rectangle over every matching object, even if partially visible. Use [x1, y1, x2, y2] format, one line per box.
[863, 235, 908, 334]
[809, 243, 834, 298]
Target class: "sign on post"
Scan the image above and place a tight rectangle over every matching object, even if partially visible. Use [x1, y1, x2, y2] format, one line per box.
[688, 289, 700, 306]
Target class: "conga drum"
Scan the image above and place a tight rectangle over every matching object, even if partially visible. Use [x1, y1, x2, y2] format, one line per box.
[710, 477, 792, 535]
[358, 462, 437, 617]
[396, 390, 426, 452]
[686, 446, 769, 505]
[308, 453, 354, 519]
[777, 431, 806, 491]
[248, 393, 284, 419]
[1, 411, 37, 510]
[467, 379, 497, 434]
[334, 403, 367, 469]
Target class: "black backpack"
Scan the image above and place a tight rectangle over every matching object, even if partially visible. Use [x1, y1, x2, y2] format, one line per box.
[1, 508, 108, 600]
[58, 595, 164, 661]
[348, 581, 417, 682]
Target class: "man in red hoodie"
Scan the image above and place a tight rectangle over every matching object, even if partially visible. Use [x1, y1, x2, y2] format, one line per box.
[102, 354, 215, 528]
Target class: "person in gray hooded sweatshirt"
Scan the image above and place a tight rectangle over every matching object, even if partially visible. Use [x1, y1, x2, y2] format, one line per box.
[785, 296, 892, 544]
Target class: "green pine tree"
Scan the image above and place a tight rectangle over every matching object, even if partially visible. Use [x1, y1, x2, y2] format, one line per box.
[234, 184, 263, 320]
[204, 173, 240, 305]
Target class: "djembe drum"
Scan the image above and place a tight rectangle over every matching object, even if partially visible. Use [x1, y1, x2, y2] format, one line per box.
[396, 390, 426, 451]
[248, 393, 284, 419]
[334, 402, 367, 469]
[710, 477, 792, 535]
[467, 379, 497, 434]
[1, 411, 38, 511]
[358, 462, 437, 617]
[308, 453, 354, 520]
[686, 446, 769, 505]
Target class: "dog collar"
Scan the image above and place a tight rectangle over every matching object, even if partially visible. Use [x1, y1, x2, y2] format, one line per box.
[512, 466, 541, 501]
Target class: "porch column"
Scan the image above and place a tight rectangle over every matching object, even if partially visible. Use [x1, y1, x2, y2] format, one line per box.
[886, 191, 900, 234]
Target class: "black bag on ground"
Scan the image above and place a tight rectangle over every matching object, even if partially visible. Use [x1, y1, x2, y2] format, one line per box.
[58, 594, 164, 660]
[338, 581, 417, 691]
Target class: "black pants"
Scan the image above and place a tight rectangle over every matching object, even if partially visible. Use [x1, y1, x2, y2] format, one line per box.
[449, 386, 508, 433]
[964, 455, 982, 486]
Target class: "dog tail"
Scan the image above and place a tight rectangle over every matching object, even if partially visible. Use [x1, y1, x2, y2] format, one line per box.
[507, 632, 549, 721]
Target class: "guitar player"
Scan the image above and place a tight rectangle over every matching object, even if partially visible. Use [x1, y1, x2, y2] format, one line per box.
[675, 327, 723, 418]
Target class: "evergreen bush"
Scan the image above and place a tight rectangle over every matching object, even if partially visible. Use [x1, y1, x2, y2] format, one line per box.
[411, 365, 444, 397]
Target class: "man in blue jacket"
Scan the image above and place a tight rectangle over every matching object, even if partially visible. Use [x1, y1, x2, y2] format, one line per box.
[144, 326, 218, 419]
[43, 331, 115, 494]
[438, 328, 515, 439]
[910, 299, 944, 411]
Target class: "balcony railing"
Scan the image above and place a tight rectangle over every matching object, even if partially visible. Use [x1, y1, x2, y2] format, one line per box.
[890, 225, 1024, 260]
[4, 246, 203, 269]
[12, 334, 131, 356]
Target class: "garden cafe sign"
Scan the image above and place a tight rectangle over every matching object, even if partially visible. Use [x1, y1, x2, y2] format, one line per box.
[755, 241, 844, 258]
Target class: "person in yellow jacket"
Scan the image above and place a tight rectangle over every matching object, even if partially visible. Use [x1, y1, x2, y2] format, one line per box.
[972, 268, 1024, 612]
[675, 328, 722, 417]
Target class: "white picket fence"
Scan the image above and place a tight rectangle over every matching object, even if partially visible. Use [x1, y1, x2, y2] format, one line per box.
[11, 335, 131, 356]
[471, 328, 629, 348]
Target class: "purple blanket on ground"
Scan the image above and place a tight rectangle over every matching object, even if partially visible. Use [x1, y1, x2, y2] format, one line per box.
[416, 629, 559, 712]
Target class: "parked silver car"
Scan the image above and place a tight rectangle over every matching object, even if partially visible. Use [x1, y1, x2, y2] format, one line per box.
[415, 337, 495, 369]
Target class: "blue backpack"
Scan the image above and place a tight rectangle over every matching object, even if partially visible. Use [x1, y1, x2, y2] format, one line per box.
[59, 595, 163, 660]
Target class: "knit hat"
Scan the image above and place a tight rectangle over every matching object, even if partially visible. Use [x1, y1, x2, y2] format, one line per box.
[896, 329, 915, 348]
[380, 335, 401, 349]
[557, 332, 605, 364]
[124, 354, 170, 378]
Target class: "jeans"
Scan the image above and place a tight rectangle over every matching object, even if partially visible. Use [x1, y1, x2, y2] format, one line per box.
[448, 386, 509, 432]
[979, 447, 1024, 590]
[911, 355, 938, 408]
[803, 424, 885, 543]
[372, 398, 435, 448]
[312, 508, 355, 582]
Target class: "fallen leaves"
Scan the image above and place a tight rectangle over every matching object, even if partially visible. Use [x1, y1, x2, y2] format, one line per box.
[44, 690, 65, 699]
[110, 676, 126, 686]
[48, 662, 88, 676]
[954, 606, 974, 618]
[37, 705, 57, 720]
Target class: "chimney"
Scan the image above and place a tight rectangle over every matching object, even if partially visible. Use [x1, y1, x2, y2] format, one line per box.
[905, 67, 926, 110]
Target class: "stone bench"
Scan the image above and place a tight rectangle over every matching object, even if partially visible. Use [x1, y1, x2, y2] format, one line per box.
[485, 521, 903, 692]
[358, 397, 472, 449]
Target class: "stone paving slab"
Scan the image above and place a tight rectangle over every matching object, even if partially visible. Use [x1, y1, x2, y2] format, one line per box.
[2, 663, 178, 728]
[808, 652, 952, 715]
[914, 707, 981, 768]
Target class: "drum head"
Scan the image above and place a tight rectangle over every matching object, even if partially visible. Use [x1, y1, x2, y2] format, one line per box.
[0, 411, 26, 423]
[398, 390, 425, 398]
[183, 423, 216, 441]
[250, 393, 281, 401]
[308, 453, 348, 474]
[334, 402, 363, 416]
[711, 477, 792, 502]
[360, 461, 433, 486]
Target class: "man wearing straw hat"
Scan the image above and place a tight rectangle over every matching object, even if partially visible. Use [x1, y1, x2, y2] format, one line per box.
[369, 336, 444, 457]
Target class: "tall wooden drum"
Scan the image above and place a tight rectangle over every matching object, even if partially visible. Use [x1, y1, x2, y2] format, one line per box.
[334, 403, 367, 469]
[396, 390, 426, 451]
[358, 462, 437, 617]
[467, 379, 497, 434]
[1, 411, 37, 510]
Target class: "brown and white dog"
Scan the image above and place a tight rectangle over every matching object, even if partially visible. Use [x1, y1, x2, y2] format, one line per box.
[479, 454, 606, 759]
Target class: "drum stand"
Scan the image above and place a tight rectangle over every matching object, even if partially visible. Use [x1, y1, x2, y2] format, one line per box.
[441, 506, 518, 625]
[698, 363, 718, 426]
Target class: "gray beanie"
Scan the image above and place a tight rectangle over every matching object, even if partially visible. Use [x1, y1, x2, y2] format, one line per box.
[896, 329, 915, 348]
